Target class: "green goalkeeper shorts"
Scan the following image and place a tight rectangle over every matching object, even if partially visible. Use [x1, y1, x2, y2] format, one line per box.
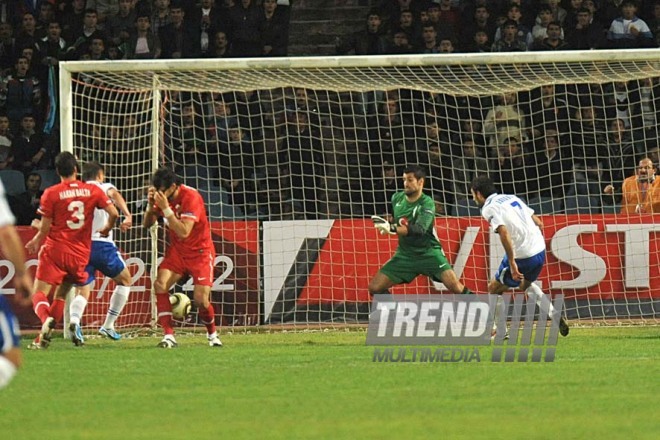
[379, 250, 452, 284]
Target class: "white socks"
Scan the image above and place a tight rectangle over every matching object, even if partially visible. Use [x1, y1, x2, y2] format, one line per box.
[0, 356, 17, 389]
[526, 283, 556, 318]
[103, 285, 130, 329]
[69, 296, 88, 326]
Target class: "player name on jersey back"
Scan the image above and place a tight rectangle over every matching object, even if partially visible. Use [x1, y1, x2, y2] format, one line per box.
[58, 188, 91, 199]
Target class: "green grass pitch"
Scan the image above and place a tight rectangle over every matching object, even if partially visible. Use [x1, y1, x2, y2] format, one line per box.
[1, 327, 658, 440]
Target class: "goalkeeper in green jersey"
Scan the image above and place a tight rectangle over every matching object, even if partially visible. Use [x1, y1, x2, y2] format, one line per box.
[368, 165, 474, 296]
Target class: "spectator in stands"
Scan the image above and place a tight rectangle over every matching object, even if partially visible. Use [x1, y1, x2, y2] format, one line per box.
[0, 56, 41, 129]
[8, 171, 42, 225]
[563, 0, 586, 31]
[437, 0, 461, 32]
[164, 102, 208, 170]
[565, 7, 607, 49]
[0, 22, 17, 73]
[61, 0, 86, 44]
[106, 0, 136, 49]
[604, 157, 660, 213]
[368, 96, 411, 166]
[491, 20, 528, 51]
[438, 37, 456, 53]
[461, 5, 497, 48]
[533, 128, 573, 199]
[544, 0, 568, 25]
[388, 29, 414, 53]
[336, 9, 389, 55]
[207, 30, 231, 58]
[124, 14, 160, 59]
[394, 9, 421, 48]
[15, 12, 39, 52]
[379, 0, 421, 32]
[570, 103, 608, 180]
[67, 9, 107, 59]
[491, 135, 537, 199]
[35, 2, 56, 37]
[227, 0, 262, 57]
[647, 0, 660, 47]
[450, 136, 489, 203]
[602, 80, 638, 131]
[493, 5, 533, 48]
[187, 0, 224, 57]
[0, 113, 13, 170]
[483, 91, 527, 149]
[366, 158, 398, 217]
[260, 0, 291, 56]
[12, 114, 49, 174]
[159, 3, 196, 58]
[607, 0, 655, 48]
[86, 0, 120, 26]
[37, 21, 68, 71]
[532, 6, 564, 44]
[150, 0, 172, 36]
[418, 23, 440, 53]
[601, 117, 641, 189]
[464, 29, 492, 52]
[527, 84, 570, 139]
[530, 21, 569, 50]
[633, 77, 660, 139]
[85, 35, 108, 60]
[279, 111, 324, 218]
[218, 124, 257, 213]
[207, 98, 238, 143]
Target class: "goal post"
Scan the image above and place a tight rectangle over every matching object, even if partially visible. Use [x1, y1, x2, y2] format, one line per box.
[59, 50, 660, 329]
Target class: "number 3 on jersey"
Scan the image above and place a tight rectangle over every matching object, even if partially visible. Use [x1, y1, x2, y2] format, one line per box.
[66, 200, 85, 230]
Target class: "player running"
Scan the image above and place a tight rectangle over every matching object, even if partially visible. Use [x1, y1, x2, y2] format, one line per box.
[470, 175, 569, 337]
[0, 180, 32, 389]
[65, 161, 134, 345]
[368, 165, 475, 297]
[25, 152, 118, 349]
[142, 168, 222, 348]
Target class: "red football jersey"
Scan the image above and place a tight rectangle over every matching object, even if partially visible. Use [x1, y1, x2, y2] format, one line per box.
[37, 180, 112, 258]
[157, 185, 213, 255]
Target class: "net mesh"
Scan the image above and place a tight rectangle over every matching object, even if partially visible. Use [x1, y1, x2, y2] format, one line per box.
[65, 54, 660, 328]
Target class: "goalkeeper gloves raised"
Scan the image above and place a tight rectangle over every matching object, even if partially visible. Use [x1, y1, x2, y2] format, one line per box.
[371, 215, 397, 235]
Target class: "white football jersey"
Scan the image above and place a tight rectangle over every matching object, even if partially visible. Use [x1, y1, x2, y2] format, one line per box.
[0, 180, 15, 228]
[481, 193, 545, 259]
[87, 181, 116, 243]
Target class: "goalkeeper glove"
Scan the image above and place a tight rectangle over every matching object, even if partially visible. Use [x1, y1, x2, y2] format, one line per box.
[371, 215, 397, 235]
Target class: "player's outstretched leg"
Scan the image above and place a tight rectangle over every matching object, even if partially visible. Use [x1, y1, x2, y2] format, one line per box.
[525, 283, 569, 337]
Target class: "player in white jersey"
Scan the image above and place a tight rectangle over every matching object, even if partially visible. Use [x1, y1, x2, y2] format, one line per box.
[0, 180, 32, 388]
[68, 162, 134, 344]
[470, 176, 569, 337]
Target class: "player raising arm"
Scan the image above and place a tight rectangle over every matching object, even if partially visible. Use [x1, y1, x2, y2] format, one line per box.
[0, 180, 32, 389]
[470, 175, 569, 337]
[368, 165, 476, 297]
[25, 152, 118, 349]
[143, 168, 222, 348]
[65, 161, 134, 344]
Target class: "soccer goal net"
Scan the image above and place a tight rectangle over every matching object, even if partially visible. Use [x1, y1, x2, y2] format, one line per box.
[60, 51, 660, 330]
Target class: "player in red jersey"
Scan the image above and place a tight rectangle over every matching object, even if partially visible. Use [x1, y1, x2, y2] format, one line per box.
[142, 168, 221, 348]
[25, 152, 118, 348]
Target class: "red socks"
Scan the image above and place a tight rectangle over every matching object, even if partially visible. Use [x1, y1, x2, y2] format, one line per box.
[156, 293, 174, 335]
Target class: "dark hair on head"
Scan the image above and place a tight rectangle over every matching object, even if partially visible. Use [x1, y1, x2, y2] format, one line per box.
[470, 175, 497, 198]
[55, 152, 78, 178]
[82, 160, 104, 181]
[152, 167, 180, 190]
[403, 165, 426, 180]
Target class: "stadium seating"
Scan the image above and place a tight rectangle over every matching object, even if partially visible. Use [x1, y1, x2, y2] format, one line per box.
[0, 170, 26, 195]
[34, 169, 59, 190]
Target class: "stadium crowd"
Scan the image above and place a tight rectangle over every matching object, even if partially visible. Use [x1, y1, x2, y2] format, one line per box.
[1, 0, 660, 223]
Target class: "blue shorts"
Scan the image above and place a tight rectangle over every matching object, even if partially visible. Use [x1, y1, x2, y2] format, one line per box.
[0, 296, 20, 353]
[84, 241, 127, 285]
[495, 250, 545, 288]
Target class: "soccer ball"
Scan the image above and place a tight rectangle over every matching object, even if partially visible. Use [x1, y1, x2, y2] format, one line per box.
[169, 292, 191, 320]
